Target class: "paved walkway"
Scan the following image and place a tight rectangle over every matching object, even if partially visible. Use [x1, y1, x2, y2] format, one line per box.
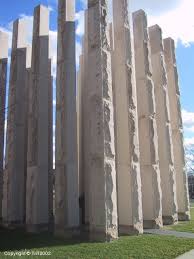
[144, 229, 194, 239]
[176, 250, 194, 258]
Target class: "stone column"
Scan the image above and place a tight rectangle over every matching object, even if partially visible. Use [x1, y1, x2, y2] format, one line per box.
[55, 0, 79, 237]
[164, 38, 190, 220]
[86, 0, 118, 241]
[0, 31, 8, 220]
[2, 19, 30, 225]
[77, 53, 85, 225]
[112, 1, 143, 234]
[48, 59, 53, 226]
[82, 10, 90, 226]
[133, 10, 163, 228]
[149, 25, 178, 224]
[26, 5, 52, 232]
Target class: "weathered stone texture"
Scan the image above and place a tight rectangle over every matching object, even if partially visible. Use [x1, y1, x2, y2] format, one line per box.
[149, 25, 178, 224]
[82, 10, 90, 226]
[164, 38, 190, 221]
[86, 0, 118, 241]
[77, 53, 85, 225]
[2, 20, 30, 225]
[55, 0, 79, 236]
[0, 31, 9, 220]
[26, 5, 52, 232]
[112, 1, 143, 234]
[48, 59, 53, 226]
[133, 10, 163, 228]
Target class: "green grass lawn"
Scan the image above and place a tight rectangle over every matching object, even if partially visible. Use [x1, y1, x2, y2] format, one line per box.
[165, 201, 194, 233]
[0, 227, 194, 259]
[1, 201, 194, 259]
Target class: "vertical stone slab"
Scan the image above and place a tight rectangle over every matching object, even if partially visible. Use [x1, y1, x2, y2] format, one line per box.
[48, 59, 53, 226]
[26, 5, 52, 232]
[133, 10, 163, 228]
[86, 0, 118, 241]
[0, 31, 8, 220]
[112, 1, 143, 234]
[55, 0, 79, 236]
[3, 20, 30, 225]
[82, 10, 90, 226]
[164, 38, 190, 220]
[149, 25, 178, 224]
[77, 53, 85, 225]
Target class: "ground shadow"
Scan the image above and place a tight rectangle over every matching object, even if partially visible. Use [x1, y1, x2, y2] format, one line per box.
[0, 227, 88, 252]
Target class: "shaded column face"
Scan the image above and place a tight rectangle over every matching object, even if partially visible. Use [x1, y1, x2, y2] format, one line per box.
[133, 10, 163, 228]
[164, 38, 190, 221]
[86, 0, 118, 241]
[55, 0, 80, 237]
[0, 31, 9, 219]
[82, 10, 90, 226]
[26, 5, 52, 232]
[149, 25, 178, 224]
[112, 1, 143, 234]
[2, 19, 29, 224]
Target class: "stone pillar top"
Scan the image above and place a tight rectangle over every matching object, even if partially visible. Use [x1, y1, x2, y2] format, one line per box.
[0, 31, 9, 59]
[132, 10, 148, 41]
[148, 25, 163, 53]
[33, 5, 49, 36]
[133, 9, 146, 17]
[163, 38, 176, 64]
[12, 19, 27, 50]
[58, 0, 75, 22]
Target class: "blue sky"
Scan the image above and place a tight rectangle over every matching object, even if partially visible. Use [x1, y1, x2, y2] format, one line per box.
[0, 0, 194, 149]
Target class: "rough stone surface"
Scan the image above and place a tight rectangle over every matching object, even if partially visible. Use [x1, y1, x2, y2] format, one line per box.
[86, 0, 118, 241]
[2, 20, 30, 225]
[0, 31, 8, 220]
[112, 1, 143, 234]
[164, 38, 190, 221]
[133, 10, 163, 228]
[48, 59, 53, 226]
[77, 53, 85, 225]
[55, 0, 79, 237]
[82, 10, 90, 226]
[26, 5, 52, 232]
[149, 25, 178, 224]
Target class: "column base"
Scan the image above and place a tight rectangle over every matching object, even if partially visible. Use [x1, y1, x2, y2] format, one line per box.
[143, 219, 163, 229]
[54, 225, 80, 239]
[1, 220, 25, 229]
[89, 228, 118, 242]
[26, 223, 51, 233]
[178, 212, 190, 221]
[163, 214, 178, 225]
[119, 223, 143, 235]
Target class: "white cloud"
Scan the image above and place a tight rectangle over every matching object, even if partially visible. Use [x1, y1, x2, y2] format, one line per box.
[182, 109, 194, 126]
[182, 109, 194, 148]
[49, 30, 57, 77]
[147, 0, 194, 46]
[76, 10, 85, 37]
[131, 0, 181, 14]
[185, 137, 194, 146]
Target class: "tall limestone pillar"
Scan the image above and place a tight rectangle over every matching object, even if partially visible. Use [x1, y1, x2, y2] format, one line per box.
[77, 53, 85, 225]
[133, 10, 163, 228]
[26, 5, 52, 232]
[112, 1, 143, 234]
[55, 0, 79, 236]
[82, 10, 90, 226]
[163, 38, 190, 220]
[2, 19, 30, 225]
[0, 31, 9, 220]
[86, 0, 118, 241]
[149, 25, 178, 224]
